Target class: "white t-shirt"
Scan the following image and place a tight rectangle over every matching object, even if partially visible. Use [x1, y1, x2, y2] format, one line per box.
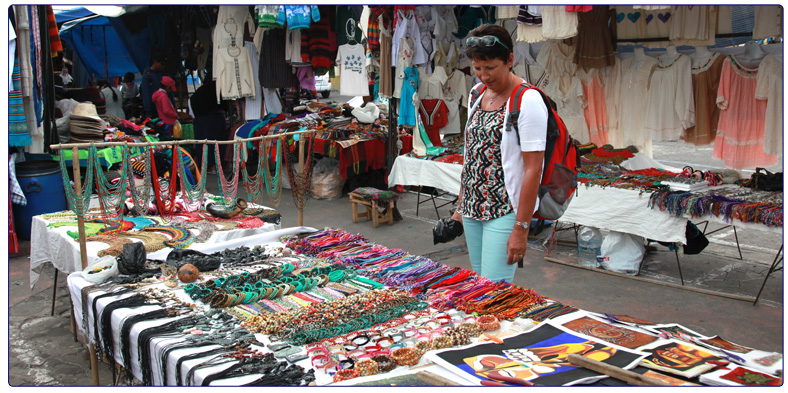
[335, 44, 369, 97]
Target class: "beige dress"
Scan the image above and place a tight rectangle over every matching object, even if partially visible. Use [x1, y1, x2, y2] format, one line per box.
[753, 6, 783, 40]
[669, 6, 718, 47]
[684, 53, 724, 145]
[541, 6, 578, 39]
[615, 54, 658, 155]
[378, 14, 393, 98]
[755, 54, 783, 156]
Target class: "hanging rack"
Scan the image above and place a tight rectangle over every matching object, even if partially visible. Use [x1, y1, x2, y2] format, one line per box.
[50, 129, 318, 272]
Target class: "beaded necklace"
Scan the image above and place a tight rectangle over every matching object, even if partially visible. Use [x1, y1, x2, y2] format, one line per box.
[115, 231, 168, 253]
[149, 146, 179, 217]
[283, 135, 316, 209]
[241, 142, 267, 205]
[214, 142, 241, 209]
[127, 147, 154, 216]
[58, 148, 95, 217]
[177, 144, 209, 210]
[90, 145, 130, 223]
[262, 137, 283, 207]
[142, 226, 194, 249]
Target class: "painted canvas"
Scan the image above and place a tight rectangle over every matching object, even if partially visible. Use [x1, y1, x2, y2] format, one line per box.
[562, 316, 658, 349]
[638, 340, 723, 378]
[700, 365, 782, 386]
[426, 322, 647, 386]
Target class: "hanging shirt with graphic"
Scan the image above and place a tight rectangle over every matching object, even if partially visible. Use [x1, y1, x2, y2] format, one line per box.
[336, 43, 370, 96]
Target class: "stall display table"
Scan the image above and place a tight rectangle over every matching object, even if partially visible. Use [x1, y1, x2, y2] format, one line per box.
[314, 138, 386, 180]
[30, 211, 281, 288]
[388, 155, 462, 217]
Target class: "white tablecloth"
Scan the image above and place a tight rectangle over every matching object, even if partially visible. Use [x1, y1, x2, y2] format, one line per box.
[388, 155, 462, 195]
[68, 226, 320, 386]
[30, 212, 282, 288]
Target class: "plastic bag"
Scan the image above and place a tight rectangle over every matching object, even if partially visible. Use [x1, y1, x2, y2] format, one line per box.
[81, 255, 119, 283]
[433, 218, 464, 244]
[577, 226, 603, 268]
[166, 249, 222, 271]
[117, 242, 148, 275]
[311, 157, 344, 199]
[599, 231, 646, 275]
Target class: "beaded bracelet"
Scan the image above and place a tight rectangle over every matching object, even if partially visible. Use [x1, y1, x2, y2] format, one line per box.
[355, 359, 380, 376]
[371, 354, 396, 372]
[431, 335, 454, 350]
[477, 315, 500, 331]
[392, 347, 422, 366]
[333, 368, 359, 383]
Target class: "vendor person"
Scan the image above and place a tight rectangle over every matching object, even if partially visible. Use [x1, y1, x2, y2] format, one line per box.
[141, 54, 169, 118]
[120, 72, 140, 119]
[450, 24, 547, 283]
[152, 76, 178, 136]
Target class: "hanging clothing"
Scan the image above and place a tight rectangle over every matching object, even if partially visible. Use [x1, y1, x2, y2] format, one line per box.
[536, 40, 577, 79]
[643, 54, 695, 141]
[417, 65, 448, 101]
[276, 5, 320, 29]
[433, 6, 459, 43]
[244, 41, 265, 120]
[573, 6, 616, 70]
[541, 6, 578, 39]
[335, 43, 369, 96]
[713, 56, 778, 169]
[398, 67, 420, 127]
[669, 6, 718, 47]
[254, 5, 280, 28]
[418, 99, 449, 147]
[684, 52, 724, 145]
[415, 6, 436, 65]
[214, 45, 256, 103]
[393, 37, 416, 99]
[613, 54, 658, 155]
[9, 59, 31, 147]
[378, 13, 393, 98]
[755, 54, 783, 156]
[441, 69, 470, 135]
[455, 6, 493, 39]
[582, 72, 609, 146]
[213, 6, 256, 68]
[753, 5, 783, 40]
[307, 5, 336, 74]
[516, 6, 545, 43]
[258, 28, 300, 89]
[391, 8, 427, 68]
[542, 75, 589, 144]
[497, 6, 520, 20]
[335, 5, 363, 47]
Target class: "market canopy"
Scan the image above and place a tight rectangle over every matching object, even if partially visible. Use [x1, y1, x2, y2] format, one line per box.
[58, 14, 145, 78]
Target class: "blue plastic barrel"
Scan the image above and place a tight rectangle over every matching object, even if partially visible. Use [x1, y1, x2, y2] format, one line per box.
[12, 160, 68, 240]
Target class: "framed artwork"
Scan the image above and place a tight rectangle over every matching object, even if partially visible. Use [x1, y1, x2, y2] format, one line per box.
[426, 322, 647, 386]
[700, 365, 782, 386]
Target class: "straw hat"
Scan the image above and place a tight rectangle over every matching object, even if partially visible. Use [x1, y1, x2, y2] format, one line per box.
[70, 102, 102, 120]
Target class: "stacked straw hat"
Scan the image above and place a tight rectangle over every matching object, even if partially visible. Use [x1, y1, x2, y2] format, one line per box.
[69, 103, 106, 143]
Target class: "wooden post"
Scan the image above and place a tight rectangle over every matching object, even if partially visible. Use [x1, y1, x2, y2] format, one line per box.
[567, 354, 671, 386]
[297, 136, 305, 227]
[71, 148, 89, 270]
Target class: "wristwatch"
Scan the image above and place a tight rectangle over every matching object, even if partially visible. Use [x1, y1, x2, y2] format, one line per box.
[514, 220, 529, 230]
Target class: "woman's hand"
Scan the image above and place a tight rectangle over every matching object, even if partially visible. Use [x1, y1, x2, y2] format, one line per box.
[451, 209, 463, 223]
[507, 226, 529, 265]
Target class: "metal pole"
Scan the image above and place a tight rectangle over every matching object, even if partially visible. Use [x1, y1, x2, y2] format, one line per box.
[297, 136, 305, 226]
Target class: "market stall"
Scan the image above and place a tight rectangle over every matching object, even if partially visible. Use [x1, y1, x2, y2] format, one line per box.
[68, 226, 783, 387]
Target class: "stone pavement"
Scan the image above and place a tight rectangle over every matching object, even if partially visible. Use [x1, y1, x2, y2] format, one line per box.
[7, 174, 784, 386]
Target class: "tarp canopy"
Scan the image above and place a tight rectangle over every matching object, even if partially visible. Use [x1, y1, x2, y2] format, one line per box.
[58, 14, 142, 78]
[53, 7, 94, 24]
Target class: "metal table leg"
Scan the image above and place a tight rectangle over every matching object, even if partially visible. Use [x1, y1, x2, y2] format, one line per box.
[753, 244, 783, 305]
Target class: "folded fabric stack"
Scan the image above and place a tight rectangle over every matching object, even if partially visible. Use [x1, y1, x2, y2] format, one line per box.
[69, 103, 106, 143]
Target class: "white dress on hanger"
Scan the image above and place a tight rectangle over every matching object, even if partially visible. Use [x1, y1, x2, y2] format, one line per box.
[755, 54, 783, 156]
[393, 37, 415, 99]
[541, 6, 578, 40]
[391, 9, 427, 68]
[617, 55, 658, 155]
[669, 6, 718, 47]
[542, 75, 589, 144]
[643, 54, 695, 141]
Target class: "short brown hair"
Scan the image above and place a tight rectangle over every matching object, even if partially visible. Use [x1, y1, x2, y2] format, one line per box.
[465, 24, 514, 63]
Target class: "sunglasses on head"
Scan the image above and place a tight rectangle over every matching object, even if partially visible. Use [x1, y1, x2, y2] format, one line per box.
[466, 35, 510, 50]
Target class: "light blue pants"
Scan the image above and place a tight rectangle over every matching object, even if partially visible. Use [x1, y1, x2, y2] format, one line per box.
[463, 213, 517, 283]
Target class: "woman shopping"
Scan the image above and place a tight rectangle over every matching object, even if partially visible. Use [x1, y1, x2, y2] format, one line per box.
[450, 24, 548, 283]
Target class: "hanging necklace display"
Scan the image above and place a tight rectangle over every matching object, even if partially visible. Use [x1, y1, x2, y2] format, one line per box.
[58, 148, 96, 217]
[143, 225, 195, 249]
[241, 141, 268, 205]
[177, 144, 209, 211]
[126, 146, 154, 216]
[150, 146, 179, 218]
[283, 134, 316, 209]
[262, 137, 283, 207]
[91, 144, 131, 223]
[214, 142, 241, 209]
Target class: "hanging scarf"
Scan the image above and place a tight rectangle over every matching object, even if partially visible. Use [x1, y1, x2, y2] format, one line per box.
[9, 58, 32, 146]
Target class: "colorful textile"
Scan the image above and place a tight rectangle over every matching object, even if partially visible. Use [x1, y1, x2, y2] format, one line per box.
[352, 187, 401, 204]
[277, 5, 320, 30]
[46, 5, 63, 56]
[313, 138, 386, 180]
[9, 60, 32, 147]
[648, 189, 783, 228]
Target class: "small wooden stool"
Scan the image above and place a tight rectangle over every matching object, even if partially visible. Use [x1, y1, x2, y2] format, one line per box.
[349, 192, 394, 228]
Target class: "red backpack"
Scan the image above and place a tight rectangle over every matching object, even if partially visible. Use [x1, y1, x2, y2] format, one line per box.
[470, 82, 580, 220]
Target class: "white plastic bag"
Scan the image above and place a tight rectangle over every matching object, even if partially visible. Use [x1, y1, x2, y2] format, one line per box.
[599, 231, 646, 275]
[81, 255, 119, 283]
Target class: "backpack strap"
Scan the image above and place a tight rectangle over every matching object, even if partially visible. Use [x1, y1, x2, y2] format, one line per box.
[506, 83, 532, 144]
[469, 82, 486, 109]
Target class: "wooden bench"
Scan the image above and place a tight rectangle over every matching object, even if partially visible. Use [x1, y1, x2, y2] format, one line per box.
[349, 192, 394, 228]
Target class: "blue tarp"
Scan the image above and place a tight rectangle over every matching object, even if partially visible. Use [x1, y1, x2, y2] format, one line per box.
[58, 15, 141, 78]
[53, 7, 94, 24]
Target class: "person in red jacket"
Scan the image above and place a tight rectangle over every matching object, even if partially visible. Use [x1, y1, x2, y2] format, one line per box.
[152, 76, 178, 135]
